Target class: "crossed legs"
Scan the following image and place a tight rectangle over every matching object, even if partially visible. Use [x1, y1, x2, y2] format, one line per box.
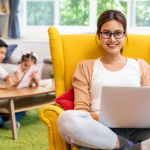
[58, 110, 150, 150]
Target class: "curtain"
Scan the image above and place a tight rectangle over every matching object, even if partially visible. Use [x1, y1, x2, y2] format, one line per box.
[8, 0, 20, 38]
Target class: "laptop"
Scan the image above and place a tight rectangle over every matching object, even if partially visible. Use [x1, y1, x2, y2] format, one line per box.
[99, 86, 150, 128]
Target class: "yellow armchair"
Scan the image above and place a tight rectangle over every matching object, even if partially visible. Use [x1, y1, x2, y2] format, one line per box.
[39, 27, 150, 150]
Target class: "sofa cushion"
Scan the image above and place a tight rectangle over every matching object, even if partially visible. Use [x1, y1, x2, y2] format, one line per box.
[55, 88, 74, 110]
[43, 56, 52, 64]
[42, 63, 53, 79]
[8, 55, 20, 64]
[2, 45, 17, 63]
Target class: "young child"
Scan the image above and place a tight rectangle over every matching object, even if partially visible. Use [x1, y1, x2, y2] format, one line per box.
[12, 51, 39, 123]
[13, 50, 39, 86]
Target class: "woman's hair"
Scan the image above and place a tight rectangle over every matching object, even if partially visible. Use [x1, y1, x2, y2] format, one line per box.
[96, 10, 127, 54]
[21, 52, 37, 64]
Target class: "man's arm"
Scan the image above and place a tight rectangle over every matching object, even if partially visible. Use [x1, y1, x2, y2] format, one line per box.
[3, 74, 11, 81]
[0, 75, 11, 89]
[0, 83, 6, 89]
[0, 76, 18, 89]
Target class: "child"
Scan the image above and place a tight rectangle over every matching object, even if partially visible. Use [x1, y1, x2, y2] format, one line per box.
[13, 50, 39, 86]
[13, 51, 39, 117]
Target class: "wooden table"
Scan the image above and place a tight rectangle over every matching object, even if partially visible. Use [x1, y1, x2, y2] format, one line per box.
[0, 84, 55, 140]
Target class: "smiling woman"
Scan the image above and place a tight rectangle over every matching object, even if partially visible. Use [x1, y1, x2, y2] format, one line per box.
[56, 10, 150, 150]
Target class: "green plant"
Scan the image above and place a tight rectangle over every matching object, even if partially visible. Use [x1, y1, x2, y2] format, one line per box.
[51, 72, 54, 78]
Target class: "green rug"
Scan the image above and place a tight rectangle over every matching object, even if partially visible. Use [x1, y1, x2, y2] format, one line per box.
[0, 108, 49, 150]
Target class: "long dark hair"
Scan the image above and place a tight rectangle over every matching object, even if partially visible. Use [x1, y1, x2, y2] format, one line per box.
[21, 52, 37, 64]
[96, 10, 127, 54]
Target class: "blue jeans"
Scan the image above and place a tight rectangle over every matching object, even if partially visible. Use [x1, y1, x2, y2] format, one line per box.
[0, 111, 25, 126]
[0, 115, 3, 126]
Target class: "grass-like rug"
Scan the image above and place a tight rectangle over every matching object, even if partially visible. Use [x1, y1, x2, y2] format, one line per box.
[0, 107, 49, 150]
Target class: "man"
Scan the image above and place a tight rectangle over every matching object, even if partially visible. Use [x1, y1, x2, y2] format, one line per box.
[0, 39, 18, 88]
[0, 39, 20, 129]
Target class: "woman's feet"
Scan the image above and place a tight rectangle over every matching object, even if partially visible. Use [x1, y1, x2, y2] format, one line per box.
[79, 147, 100, 150]
[79, 147, 113, 150]
[123, 143, 141, 150]
[79, 140, 136, 150]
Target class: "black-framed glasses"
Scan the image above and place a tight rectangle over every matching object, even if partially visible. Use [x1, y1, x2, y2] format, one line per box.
[100, 31, 125, 39]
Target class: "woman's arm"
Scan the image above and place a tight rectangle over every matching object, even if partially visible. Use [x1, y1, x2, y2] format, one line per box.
[137, 59, 150, 86]
[72, 60, 95, 113]
[73, 61, 99, 121]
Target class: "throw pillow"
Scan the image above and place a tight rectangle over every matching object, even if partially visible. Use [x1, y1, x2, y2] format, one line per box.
[43, 56, 52, 64]
[55, 88, 74, 110]
[2, 45, 17, 63]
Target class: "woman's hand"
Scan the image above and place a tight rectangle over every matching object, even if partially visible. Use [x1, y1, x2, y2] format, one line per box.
[90, 114, 99, 121]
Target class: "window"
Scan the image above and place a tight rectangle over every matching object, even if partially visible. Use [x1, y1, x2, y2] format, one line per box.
[136, 0, 150, 26]
[26, 0, 90, 26]
[26, 0, 54, 26]
[97, 0, 127, 19]
[22, 0, 150, 36]
[59, 0, 90, 25]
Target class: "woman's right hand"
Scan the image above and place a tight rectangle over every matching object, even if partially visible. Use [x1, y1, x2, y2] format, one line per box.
[90, 114, 99, 121]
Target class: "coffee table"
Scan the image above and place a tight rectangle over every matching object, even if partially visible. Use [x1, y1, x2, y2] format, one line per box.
[0, 79, 55, 140]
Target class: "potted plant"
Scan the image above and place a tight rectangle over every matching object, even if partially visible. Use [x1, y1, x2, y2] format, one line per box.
[51, 72, 55, 87]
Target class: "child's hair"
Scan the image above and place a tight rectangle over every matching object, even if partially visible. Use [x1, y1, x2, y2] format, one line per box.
[21, 51, 38, 64]
[96, 10, 127, 54]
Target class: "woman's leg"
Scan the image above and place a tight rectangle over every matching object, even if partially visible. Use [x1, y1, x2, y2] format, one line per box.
[115, 129, 150, 150]
[58, 110, 133, 150]
[127, 129, 150, 150]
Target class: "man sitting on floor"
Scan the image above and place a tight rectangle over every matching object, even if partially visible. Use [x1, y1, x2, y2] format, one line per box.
[0, 39, 24, 129]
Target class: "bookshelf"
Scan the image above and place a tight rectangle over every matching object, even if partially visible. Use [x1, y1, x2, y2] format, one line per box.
[0, 0, 8, 36]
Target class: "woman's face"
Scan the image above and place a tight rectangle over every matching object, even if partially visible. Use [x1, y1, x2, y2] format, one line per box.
[99, 20, 127, 55]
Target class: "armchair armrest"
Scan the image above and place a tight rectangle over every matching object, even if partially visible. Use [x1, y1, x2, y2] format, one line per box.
[39, 105, 71, 150]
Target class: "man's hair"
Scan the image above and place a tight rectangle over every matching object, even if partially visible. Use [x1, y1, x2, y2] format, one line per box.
[0, 39, 8, 48]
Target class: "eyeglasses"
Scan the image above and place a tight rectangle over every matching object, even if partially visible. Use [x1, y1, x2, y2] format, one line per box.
[100, 31, 125, 39]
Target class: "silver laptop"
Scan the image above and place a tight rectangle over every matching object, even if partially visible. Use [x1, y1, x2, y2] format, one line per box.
[99, 86, 150, 128]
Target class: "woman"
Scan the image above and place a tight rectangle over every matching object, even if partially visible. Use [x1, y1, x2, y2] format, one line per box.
[57, 10, 150, 150]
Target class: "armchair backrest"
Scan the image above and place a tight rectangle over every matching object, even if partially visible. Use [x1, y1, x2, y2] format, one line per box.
[48, 27, 150, 97]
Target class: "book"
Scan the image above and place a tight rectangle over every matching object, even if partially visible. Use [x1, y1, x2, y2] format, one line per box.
[16, 64, 42, 89]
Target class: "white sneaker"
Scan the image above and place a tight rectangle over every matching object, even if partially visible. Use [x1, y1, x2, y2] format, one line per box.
[2, 120, 20, 130]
